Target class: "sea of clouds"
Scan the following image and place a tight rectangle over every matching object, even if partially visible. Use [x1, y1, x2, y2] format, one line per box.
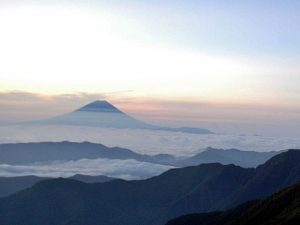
[0, 158, 173, 180]
[0, 124, 299, 156]
[1, 124, 299, 178]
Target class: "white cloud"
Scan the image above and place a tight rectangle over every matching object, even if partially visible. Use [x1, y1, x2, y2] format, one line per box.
[0, 158, 173, 180]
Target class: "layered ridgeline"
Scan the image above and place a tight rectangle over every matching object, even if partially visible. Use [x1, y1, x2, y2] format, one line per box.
[0, 150, 299, 225]
[0, 142, 281, 167]
[0, 141, 176, 165]
[166, 181, 300, 225]
[37, 100, 213, 134]
[178, 147, 283, 168]
[0, 174, 115, 198]
[0, 142, 283, 198]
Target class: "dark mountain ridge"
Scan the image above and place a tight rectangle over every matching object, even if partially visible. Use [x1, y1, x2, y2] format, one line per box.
[0, 150, 299, 225]
[166, 181, 300, 225]
[0, 174, 115, 197]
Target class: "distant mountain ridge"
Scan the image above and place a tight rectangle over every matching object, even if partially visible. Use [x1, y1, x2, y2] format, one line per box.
[0, 142, 282, 168]
[0, 141, 177, 165]
[0, 142, 285, 198]
[179, 147, 284, 168]
[0, 150, 299, 225]
[37, 100, 213, 134]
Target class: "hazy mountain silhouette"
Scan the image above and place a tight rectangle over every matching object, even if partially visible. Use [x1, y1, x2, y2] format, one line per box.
[38, 100, 213, 134]
[179, 147, 284, 168]
[0, 150, 299, 225]
[0, 141, 176, 165]
[166, 181, 300, 225]
[69, 174, 115, 183]
[0, 174, 115, 197]
[77, 101, 124, 113]
[0, 142, 281, 168]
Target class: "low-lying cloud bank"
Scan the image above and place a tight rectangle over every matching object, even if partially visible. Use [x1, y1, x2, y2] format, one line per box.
[0, 158, 174, 180]
[0, 124, 299, 156]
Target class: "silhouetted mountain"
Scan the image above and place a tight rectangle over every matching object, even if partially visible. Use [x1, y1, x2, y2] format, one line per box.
[0, 174, 115, 197]
[0, 142, 282, 168]
[0, 141, 176, 165]
[38, 100, 213, 134]
[45, 100, 155, 129]
[76, 100, 123, 113]
[165, 201, 258, 225]
[230, 181, 300, 225]
[166, 181, 300, 225]
[0, 175, 47, 198]
[0, 150, 299, 225]
[69, 174, 115, 183]
[179, 147, 283, 168]
[230, 149, 300, 206]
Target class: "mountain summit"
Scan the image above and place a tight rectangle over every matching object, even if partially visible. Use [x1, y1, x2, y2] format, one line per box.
[39, 100, 213, 134]
[76, 100, 123, 113]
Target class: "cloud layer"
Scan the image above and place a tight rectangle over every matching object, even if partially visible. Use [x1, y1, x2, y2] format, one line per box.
[0, 158, 173, 180]
[0, 124, 299, 156]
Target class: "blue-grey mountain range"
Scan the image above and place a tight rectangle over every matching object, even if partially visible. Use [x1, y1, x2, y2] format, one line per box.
[0, 150, 299, 225]
[0, 141, 282, 168]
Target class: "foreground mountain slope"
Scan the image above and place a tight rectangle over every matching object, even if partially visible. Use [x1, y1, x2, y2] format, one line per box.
[0, 150, 299, 225]
[166, 181, 300, 225]
[231, 181, 300, 225]
[0, 164, 253, 225]
[230, 149, 300, 206]
[165, 201, 259, 225]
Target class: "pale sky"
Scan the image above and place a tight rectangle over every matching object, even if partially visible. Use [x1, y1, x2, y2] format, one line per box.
[0, 0, 299, 136]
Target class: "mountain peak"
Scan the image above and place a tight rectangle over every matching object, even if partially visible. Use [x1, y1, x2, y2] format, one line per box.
[76, 100, 123, 113]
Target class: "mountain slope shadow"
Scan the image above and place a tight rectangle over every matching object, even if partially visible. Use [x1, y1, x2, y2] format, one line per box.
[0, 150, 299, 225]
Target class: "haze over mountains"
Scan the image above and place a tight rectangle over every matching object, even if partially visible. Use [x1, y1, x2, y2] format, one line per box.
[0, 100, 298, 225]
[0, 142, 284, 179]
[1, 0, 299, 224]
[0, 102, 298, 224]
[1, 100, 299, 156]
[0, 150, 299, 225]
[0, 141, 176, 165]
[179, 147, 283, 168]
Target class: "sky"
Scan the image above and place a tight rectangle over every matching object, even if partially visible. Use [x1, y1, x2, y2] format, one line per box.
[0, 0, 299, 136]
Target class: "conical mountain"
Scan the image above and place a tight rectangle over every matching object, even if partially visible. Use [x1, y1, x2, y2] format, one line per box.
[43, 100, 154, 129]
[39, 100, 212, 134]
[76, 100, 123, 113]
